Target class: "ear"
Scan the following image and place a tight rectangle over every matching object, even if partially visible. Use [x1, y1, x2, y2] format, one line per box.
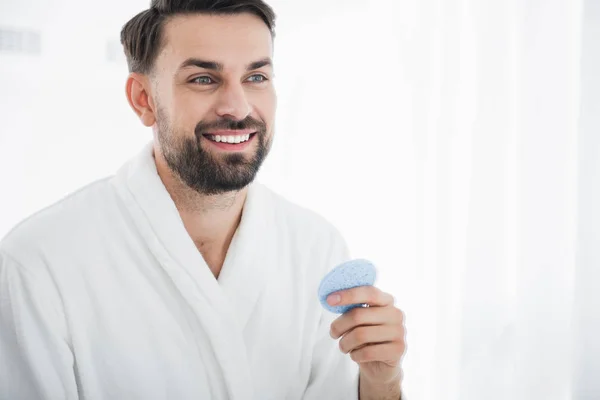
[125, 73, 156, 127]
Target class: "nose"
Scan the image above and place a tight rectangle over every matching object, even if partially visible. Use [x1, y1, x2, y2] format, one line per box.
[215, 82, 251, 121]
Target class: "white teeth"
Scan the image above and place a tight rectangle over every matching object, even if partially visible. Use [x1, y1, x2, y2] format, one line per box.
[208, 134, 252, 143]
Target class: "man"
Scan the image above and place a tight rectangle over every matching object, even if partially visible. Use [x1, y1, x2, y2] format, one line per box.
[0, 1, 406, 399]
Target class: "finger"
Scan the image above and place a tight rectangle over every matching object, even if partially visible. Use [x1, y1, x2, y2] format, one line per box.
[327, 286, 394, 308]
[338, 325, 403, 354]
[349, 342, 406, 367]
[330, 306, 404, 339]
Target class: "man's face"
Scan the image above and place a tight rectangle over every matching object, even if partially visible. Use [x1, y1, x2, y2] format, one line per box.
[150, 13, 276, 195]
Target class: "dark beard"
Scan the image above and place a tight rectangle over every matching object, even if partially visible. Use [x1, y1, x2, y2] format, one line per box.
[156, 110, 271, 196]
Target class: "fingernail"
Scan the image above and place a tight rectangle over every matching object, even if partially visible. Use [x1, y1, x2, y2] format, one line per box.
[327, 294, 341, 305]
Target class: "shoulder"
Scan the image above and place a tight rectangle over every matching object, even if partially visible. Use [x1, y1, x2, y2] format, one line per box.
[255, 183, 345, 242]
[252, 183, 350, 269]
[0, 177, 116, 263]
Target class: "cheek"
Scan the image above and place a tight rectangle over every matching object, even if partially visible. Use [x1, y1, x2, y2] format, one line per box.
[171, 94, 212, 134]
[254, 89, 277, 133]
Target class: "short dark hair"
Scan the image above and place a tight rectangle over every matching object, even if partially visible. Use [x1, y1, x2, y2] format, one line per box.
[120, 0, 276, 74]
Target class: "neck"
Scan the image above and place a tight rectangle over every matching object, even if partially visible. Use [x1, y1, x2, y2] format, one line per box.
[153, 148, 247, 279]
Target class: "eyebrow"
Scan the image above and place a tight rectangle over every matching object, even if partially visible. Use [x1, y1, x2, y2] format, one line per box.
[246, 57, 273, 71]
[178, 57, 273, 72]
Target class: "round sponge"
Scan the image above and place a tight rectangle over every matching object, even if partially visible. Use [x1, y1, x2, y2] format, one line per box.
[318, 259, 377, 314]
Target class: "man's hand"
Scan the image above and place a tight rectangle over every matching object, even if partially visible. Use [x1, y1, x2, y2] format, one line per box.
[328, 286, 406, 399]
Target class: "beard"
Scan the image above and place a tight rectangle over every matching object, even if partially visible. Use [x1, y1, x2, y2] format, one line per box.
[156, 107, 271, 196]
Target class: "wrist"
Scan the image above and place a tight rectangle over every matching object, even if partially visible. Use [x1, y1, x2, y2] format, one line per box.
[359, 372, 402, 400]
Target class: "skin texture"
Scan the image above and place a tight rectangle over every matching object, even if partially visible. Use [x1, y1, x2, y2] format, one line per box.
[125, 11, 406, 399]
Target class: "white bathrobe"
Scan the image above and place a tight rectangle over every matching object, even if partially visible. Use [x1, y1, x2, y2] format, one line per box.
[0, 144, 359, 400]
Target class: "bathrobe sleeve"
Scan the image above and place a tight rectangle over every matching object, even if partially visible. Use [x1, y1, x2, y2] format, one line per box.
[0, 251, 78, 400]
[302, 230, 360, 400]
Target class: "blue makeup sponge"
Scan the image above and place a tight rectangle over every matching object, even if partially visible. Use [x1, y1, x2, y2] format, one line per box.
[318, 259, 377, 314]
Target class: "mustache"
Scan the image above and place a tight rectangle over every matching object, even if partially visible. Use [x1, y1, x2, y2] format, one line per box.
[194, 116, 266, 136]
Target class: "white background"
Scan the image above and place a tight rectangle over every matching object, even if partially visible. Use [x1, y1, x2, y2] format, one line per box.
[1, 0, 599, 399]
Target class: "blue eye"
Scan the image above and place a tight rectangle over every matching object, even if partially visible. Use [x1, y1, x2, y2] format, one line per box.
[247, 74, 268, 83]
[191, 76, 215, 85]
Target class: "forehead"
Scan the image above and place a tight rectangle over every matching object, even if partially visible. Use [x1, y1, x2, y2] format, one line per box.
[158, 13, 273, 71]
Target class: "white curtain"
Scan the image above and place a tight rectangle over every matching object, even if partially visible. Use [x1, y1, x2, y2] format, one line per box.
[268, 0, 597, 399]
[1, 0, 598, 399]
[573, 1, 600, 399]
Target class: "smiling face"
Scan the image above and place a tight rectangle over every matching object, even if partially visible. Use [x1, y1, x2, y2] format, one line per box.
[131, 12, 276, 195]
